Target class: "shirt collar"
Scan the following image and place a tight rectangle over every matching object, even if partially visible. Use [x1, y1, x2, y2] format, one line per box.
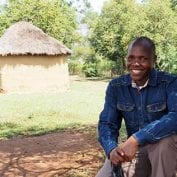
[132, 79, 149, 90]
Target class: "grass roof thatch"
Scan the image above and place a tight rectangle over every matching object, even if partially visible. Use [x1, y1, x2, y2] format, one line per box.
[0, 21, 71, 56]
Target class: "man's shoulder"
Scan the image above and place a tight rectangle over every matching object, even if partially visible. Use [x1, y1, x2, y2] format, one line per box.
[109, 73, 130, 86]
[157, 70, 177, 83]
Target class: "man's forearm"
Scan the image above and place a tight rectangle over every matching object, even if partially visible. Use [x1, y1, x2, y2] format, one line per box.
[133, 112, 177, 145]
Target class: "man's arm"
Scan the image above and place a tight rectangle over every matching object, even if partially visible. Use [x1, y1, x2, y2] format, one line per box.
[134, 78, 177, 145]
[98, 81, 122, 157]
[116, 78, 177, 162]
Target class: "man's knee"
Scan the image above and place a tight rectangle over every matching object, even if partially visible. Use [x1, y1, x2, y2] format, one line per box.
[147, 135, 177, 177]
[150, 135, 177, 153]
[96, 158, 112, 177]
[148, 135, 177, 154]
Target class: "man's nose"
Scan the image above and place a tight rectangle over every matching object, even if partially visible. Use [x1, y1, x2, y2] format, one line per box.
[132, 59, 141, 65]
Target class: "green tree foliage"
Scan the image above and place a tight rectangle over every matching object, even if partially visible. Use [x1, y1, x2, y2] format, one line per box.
[89, 0, 177, 73]
[171, 0, 177, 10]
[67, 0, 91, 14]
[89, 0, 141, 62]
[141, 0, 177, 72]
[0, 0, 78, 47]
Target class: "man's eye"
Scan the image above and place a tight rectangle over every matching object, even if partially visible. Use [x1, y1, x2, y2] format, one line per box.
[141, 57, 148, 62]
[127, 57, 134, 62]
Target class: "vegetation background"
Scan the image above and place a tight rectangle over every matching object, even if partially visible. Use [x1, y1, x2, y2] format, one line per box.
[0, 0, 176, 79]
[0, 0, 176, 139]
[0, 1, 176, 176]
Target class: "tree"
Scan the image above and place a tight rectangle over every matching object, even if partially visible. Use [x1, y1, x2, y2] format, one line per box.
[89, 0, 177, 73]
[88, 0, 145, 74]
[89, 0, 143, 61]
[0, 0, 78, 47]
[171, 0, 177, 10]
[141, 0, 177, 72]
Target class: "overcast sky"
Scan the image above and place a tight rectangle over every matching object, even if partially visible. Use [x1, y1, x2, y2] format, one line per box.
[0, 0, 6, 3]
[0, 0, 142, 13]
[0, 0, 107, 13]
[89, 0, 108, 13]
[89, 0, 142, 13]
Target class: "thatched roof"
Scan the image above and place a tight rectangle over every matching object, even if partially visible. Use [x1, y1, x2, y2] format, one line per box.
[0, 21, 71, 56]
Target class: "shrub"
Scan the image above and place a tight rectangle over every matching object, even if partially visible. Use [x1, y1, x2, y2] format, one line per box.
[82, 63, 98, 77]
[68, 59, 84, 75]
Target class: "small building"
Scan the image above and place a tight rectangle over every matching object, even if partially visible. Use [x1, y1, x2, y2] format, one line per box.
[0, 21, 71, 93]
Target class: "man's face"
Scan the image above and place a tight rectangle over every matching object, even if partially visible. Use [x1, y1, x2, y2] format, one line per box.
[126, 44, 155, 86]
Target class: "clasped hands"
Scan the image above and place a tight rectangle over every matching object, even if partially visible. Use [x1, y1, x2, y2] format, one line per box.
[110, 136, 139, 165]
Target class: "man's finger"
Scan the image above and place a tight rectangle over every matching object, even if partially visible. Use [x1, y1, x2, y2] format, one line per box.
[116, 148, 125, 157]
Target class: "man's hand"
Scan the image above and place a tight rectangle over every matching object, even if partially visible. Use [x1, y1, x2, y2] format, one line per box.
[109, 136, 139, 165]
[120, 136, 139, 161]
[109, 147, 126, 165]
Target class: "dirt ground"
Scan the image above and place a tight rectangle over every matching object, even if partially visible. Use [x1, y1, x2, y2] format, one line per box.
[0, 129, 104, 177]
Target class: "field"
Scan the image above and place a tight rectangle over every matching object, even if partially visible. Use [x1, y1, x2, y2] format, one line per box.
[0, 76, 111, 176]
[0, 76, 108, 139]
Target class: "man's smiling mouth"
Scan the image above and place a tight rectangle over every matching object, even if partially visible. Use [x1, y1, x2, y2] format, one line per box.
[131, 69, 143, 74]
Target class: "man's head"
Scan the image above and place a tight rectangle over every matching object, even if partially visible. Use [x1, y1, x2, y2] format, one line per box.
[126, 36, 157, 86]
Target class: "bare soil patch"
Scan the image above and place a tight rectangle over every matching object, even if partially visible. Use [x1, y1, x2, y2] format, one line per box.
[0, 129, 104, 177]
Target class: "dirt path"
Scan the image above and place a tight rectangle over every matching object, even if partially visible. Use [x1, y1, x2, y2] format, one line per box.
[0, 129, 104, 177]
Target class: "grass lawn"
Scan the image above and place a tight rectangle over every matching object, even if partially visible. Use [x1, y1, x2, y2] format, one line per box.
[0, 76, 109, 139]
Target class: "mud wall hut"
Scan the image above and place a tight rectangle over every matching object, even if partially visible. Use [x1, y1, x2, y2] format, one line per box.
[0, 21, 71, 93]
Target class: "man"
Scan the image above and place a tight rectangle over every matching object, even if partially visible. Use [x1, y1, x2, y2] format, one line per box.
[96, 36, 177, 177]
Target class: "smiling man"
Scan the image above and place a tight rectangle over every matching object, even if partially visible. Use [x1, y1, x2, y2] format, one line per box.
[96, 36, 177, 177]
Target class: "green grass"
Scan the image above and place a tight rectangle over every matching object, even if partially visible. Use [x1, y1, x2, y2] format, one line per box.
[0, 77, 109, 139]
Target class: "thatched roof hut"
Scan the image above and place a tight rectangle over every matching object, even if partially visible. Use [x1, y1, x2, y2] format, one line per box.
[0, 21, 71, 93]
[0, 21, 71, 56]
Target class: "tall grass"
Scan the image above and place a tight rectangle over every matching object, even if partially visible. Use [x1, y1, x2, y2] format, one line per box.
[0, 77, 108, 138]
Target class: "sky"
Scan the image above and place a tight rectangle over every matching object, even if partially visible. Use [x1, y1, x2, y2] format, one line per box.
[0, 0, 6, 4]
[89, 0, 108, 13]
[0, 0, 108, 13]
[0, 0, 106, 13]
[89, 0, 142, 13]
[0, 0, 142, 13]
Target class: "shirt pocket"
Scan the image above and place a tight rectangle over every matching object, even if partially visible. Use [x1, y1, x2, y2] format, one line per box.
[117, 102, 135, 112]
[117, 102, 135, 125]
[146, 102, 167, 121]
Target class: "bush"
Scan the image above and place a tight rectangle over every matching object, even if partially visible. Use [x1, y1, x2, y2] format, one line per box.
[68, 50, 125, 78]
[68, 59, 84, 75]
[96, 58, 125, 77]
[82, 63, 98, 77]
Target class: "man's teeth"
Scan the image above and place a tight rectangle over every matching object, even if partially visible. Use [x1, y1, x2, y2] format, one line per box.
[132, 70, 142, 74]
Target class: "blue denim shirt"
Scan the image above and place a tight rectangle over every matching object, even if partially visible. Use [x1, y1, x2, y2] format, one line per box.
[98, 69, 177, 156]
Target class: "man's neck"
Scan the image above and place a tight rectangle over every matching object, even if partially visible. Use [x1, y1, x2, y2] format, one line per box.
[132, 79, 149, 90]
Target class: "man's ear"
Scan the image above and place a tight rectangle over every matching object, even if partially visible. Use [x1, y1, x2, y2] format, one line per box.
[154, 55, 157, 61]
[153, 55, 157, 67]
[153, 55, 157, 63]
[124, 57, 127, 69]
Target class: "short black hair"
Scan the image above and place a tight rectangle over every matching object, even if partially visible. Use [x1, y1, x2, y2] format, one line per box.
[128, 36, 156, 56]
